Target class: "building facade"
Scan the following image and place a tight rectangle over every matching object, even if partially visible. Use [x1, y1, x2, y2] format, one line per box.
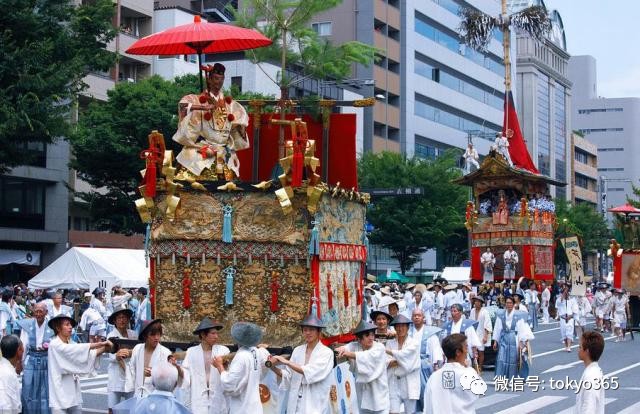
[571, 132, 598, 207]
[509, 0, 571, 200]
[569, 55, 640, 218]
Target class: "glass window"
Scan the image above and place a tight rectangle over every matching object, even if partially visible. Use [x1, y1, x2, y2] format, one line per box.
[0, 177, 46, 229]
[537, 74, 550, 176]
[312, 22, 332, 36]
[554, 84, 566, 183]
[574, 150, 588, 164]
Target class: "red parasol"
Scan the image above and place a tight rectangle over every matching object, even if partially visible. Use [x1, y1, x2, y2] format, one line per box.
[126, 15, 271, 90]
[608, 203, 640, 215]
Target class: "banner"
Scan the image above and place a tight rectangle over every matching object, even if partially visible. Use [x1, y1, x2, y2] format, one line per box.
[561, 236, 586, 296]
[0, 249, 40, 266]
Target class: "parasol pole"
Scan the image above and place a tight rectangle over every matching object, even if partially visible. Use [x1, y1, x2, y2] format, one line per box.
[198, 51, 204, 92]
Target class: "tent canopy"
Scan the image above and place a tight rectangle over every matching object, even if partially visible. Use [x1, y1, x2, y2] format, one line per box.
[28, 247, 148, 290]
[441, 267, 471, 284]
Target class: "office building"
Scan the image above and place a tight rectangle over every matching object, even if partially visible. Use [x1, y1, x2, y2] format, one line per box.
[508, 0, 571, 200]
[570, 132, 598, 207]
[569, 55, 640, 218]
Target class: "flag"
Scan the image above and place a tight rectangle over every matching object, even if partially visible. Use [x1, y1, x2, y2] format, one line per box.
[503, 91, 539, 174]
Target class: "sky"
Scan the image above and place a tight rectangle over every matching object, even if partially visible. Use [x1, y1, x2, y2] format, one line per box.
[542, 0, 640, 98]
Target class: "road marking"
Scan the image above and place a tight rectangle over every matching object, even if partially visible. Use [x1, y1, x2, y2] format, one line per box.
[81, 409, 107, 414]
[541, 360, 583, 374]
[533, 335, 616, 359]
[555, 398, 616, 414]
[605, 361, 640, 378]
[475, 393, 520, 409]
[493, 396, 566, 414]
[618, 400, 640, 414]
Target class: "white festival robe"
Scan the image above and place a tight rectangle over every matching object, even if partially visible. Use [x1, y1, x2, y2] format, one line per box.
[386, 336, 421, 403]
[48, 336, 98, 410]
[106, 329, 137, 393]
[556, 297, 579, 340]
[220, 346, 269, 414]
[182, 343, 231, 414]
[424, 362, 479, 414]
[448, 318, 482, 360]
[573, 362, 605, 414]
[129, 342, 172, 398]
[492, 310, 534, 344]
[279, 341, 334, 414]
[469, 307, 492, 350]
[0, 357, 21, 413]
[345, 341, 390, 413]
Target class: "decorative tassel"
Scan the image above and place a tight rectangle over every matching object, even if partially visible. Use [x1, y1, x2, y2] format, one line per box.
[171, 253, 176, 265]
[248, 254, 252, 265]
[270, 271, 280, 312]
[326, 276, 333, 310]
[357, 270, 363, 306]
[280, 255, 284, 267]
[310, 296, 318, 316]
[233, 253, 237, 266]
[362, 222, 369, 256]
[156, 254, 160, 266]
[144, 223, 151, 254]
[182, 269, 192, 309]
[265, 254, 268, 266]
[186, 253, 191, 266]
[202, 252, 206, 264]
[222, 204, 233, 243]
[217, 253, 221, 265]
[291, 148, 304, 187]
[224, 267, 236, 305]
[343, 273, 349, 307]
[308, 219, 320, 255]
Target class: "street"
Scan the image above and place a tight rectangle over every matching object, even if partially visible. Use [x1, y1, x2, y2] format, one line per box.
[79, 316, 640, 413]
[477, 317, 640, 413]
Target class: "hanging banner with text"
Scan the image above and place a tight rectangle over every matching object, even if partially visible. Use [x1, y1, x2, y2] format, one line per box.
[561, 236, 586, 296]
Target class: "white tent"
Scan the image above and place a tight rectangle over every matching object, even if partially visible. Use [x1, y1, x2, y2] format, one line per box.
[28, 247, 148, 290]
[441, 267, 471, 284]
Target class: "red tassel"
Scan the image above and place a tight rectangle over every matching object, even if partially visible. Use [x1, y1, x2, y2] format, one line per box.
[291, 149, 303, 187]
[356, 270, 363, 306]
[145, 160, 157, 197]
[343, 273, 349, 307]
[326, 276, 333, 310]
[270, 272, 280, 312]
[182, 270, 192, 309]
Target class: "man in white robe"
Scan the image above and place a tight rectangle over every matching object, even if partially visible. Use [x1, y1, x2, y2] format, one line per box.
[424, 333, 480, 413]
[47, 292, 73, 319]
[556, 288, 579, 352]
[213, 322, 269, 414]
[573, 331, 605, 414]
[463, 142, 480, 173]
[480, 248, 496, 283]
[47, 315, 111, 413]
[593, 283, 608, 332]
[336, 320, 389, 414]
[410, 308, 443, 414]
[0, 335, 24, 413]
[441, 304, 481, 367]
[269, 314, 334, 414]
[386, 315, 421, 414]
[182, 317, 230, 414]
[106, 309, 137, 412]
[133, 288, 151, 334]
[129, 319, 176, 398]
[540, 282, 551, 324]
[469, 296, 492, 374]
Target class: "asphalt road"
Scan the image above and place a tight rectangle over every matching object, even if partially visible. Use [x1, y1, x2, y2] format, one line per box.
[476, 317, 640, 413]
[80, 316, 640, 413]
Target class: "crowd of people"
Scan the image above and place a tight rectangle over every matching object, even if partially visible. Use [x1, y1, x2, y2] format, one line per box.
[478, 191, 555, 216]
[0, 278, 625, 413]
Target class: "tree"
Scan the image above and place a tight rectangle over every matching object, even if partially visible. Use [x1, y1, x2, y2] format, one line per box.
[358, 151, 468, 274]
[554, 198, 611, 271]
[232, 0, 378, 156]
[69, 74, 275, 234]
[0, 0, 116, 172]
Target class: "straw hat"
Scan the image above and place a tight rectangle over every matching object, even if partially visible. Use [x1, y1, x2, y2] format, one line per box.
[192, 317, 224, 335]
[231, 322, 264, 347]
[299, 313, 325, 329]
[353, 320, 377, 335]
[107, 308, 134, 325]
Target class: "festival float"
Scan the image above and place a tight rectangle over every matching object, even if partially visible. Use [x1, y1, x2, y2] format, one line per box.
[455, 91, 565, 283]
[126, 16, 373, 347]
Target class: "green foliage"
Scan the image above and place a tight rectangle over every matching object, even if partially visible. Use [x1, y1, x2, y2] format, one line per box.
[0, 0, 116, 172]
[69, 75, 199, 234]
[232, 0, 378, 93]
[358, 151, 468, 273]
[554, 198, 611, 272]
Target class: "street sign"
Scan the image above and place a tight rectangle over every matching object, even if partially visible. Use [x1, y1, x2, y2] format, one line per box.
[361, 187, 425, 197]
